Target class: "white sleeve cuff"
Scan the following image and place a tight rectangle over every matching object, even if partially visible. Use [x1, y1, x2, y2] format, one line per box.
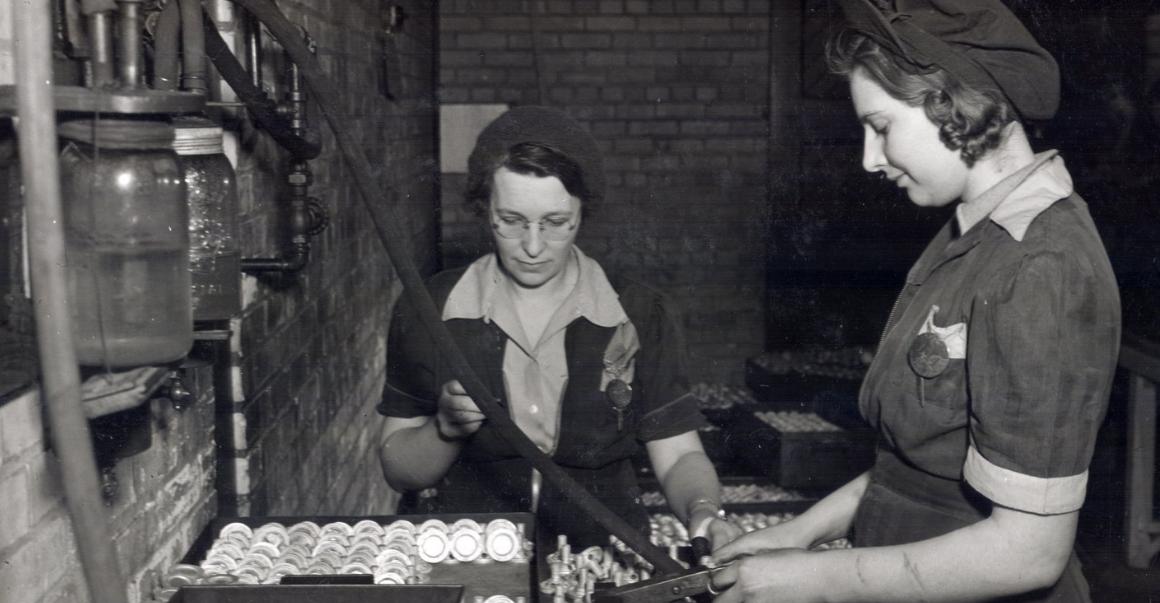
[963, 445, 1087, 515]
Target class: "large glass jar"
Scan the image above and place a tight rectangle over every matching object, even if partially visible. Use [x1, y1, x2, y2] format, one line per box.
[58, 118, 192, 368]
[172, 117, 240, 322]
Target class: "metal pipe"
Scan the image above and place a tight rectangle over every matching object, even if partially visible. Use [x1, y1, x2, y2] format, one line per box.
[202, 14, 321, 160]
[116, 0, 143, 87]
[88, 11, 116, 87]
[240, 160, 318, 275]
[179, 0, 207, 92]
[152, 0, 180, 90]
[13, 1, 128, 602]
[244, 10, 263, 90]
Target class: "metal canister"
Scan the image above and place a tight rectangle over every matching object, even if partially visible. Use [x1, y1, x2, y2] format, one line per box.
[172, 116, 240, 322]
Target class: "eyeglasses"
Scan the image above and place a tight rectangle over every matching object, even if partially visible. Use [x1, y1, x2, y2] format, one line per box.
[491, 213, 578, 241]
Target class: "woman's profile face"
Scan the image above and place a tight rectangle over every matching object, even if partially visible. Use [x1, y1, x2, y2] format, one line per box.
[851, 68, 970, 207]
[489, 167, 581, 290]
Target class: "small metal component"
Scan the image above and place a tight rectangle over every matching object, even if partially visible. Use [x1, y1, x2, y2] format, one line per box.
[162, 373, 195, 411]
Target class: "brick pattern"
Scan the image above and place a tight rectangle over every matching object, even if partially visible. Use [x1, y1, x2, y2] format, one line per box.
[0, 365, 216, 603]
[438, 1, 770, 384]
[223, 0, 438, 518]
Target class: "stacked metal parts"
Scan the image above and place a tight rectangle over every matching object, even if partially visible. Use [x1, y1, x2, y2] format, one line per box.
[542, 515, 852, 603]
[159, 517, 532, 600]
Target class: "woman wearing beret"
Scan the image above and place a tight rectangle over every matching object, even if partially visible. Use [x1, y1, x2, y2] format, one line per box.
[710, 1, 1120, 601]
[377, 106, 741, 550]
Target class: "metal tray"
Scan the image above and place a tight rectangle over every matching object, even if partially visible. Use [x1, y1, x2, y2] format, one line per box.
[170, 584, 463, 603]
[182, 513, 535, 603]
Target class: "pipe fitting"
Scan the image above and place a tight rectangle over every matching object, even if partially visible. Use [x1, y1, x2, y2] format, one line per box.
[161, 373, 195, 411]
[115, 0, 144, 88]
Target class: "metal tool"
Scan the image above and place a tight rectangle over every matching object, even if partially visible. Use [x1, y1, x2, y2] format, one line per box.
[592, 564, 725, 603]
[593, 539, 725, 603]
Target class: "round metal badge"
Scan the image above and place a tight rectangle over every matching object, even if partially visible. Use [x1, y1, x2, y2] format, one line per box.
[607, 378, 633, 410]
[908, 332, 950, 379]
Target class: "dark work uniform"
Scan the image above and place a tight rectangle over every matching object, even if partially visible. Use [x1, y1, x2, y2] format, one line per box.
[854, 153, 1121, 602]
[378, 251, 706, 548]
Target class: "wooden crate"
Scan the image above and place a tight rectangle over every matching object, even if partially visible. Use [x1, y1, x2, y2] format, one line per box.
[727, 408, 874, 492]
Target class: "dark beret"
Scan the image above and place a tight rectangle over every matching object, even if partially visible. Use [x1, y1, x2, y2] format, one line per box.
[838, 0, 1060, 121]
[468, 105, 605, 201]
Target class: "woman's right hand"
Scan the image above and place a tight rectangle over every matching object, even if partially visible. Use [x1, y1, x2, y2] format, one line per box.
[710, 518, 812, 565]
[435, 380, 487, 440]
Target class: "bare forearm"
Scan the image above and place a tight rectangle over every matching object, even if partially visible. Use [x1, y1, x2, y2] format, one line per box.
[819, 529, 1062, 600]
[792, 471, 870, 548]
[378, 419, 464, 491]
[729, 508, 1076, 602]
[659, 450, 722, 523]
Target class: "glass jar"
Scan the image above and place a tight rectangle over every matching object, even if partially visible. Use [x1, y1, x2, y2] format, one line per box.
[58, 118, 192, 368]
[172, 116, 240, 322]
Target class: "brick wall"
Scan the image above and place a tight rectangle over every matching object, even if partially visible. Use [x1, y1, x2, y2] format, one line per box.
[438, 0, 771, 384]
[0, 0, 437, 598]
[0, 366, 216, 603]
[220, 0, 438, 517]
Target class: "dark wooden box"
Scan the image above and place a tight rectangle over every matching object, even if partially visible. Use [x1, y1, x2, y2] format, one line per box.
[727, 408, 875, 492]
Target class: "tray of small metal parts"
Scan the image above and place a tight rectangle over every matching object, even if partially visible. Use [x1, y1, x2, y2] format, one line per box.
[744, 347, 874, 422]
[728, 406, 875, 491]
[162, 514, 535, 603]
[536, 513, 851, 603]
[637, 476, 817, 515]
[167, 584, 465, 603]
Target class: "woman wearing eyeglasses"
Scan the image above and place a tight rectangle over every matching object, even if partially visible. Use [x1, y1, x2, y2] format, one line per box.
[377, 106, 741, 550]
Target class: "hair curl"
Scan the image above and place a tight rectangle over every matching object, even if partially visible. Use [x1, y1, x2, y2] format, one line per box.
[826, 29, 1015, 166]
[465, 141, 596, 218]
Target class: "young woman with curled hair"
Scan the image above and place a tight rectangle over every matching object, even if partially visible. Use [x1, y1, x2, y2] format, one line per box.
[828, 28, 1015, 167]
[708, 2, 1120, 601]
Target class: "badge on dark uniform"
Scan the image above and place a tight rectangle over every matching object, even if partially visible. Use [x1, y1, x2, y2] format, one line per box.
[607, 378, 632, 430]
[908, 332, 950, 378]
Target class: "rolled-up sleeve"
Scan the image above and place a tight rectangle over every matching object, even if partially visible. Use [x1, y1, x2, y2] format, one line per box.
[378, 292, 439, 418]
[965, 250, 1119, 514]
[631, 290, 707, 441]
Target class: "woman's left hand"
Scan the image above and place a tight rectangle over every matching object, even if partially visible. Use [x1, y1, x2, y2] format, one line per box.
[703, 515, 744, 551]
[708, 549, 822, 603]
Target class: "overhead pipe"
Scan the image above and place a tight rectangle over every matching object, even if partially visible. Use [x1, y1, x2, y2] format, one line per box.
[13, 1, 128, 602]
[244, 10, 263, 90]
[152, 0, 180, 90]
[84, 4, 117, 87]
[178, 0, 207, 92]
[230, 0, 684, 575]
[202, 13, 321, 160]
[115, 0, 144, 88]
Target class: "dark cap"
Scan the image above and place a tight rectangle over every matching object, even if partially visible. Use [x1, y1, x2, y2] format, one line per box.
[468, 105, 605, 201]
[838, 0, 1060, 120]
